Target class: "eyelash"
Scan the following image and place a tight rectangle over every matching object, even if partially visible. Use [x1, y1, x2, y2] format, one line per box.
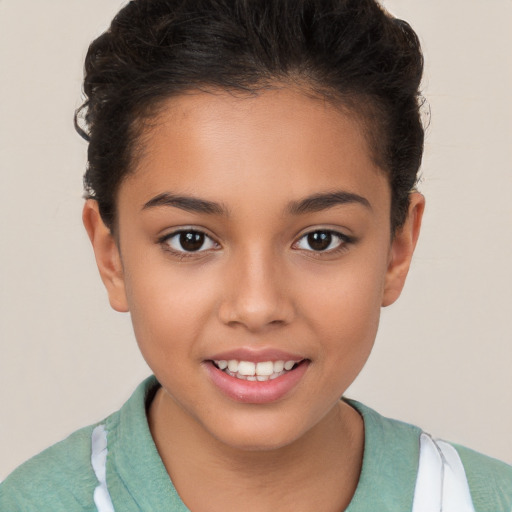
[158, 229, 219, 259]
[158, 228, 354, 258]
[293, 230, 354, 255]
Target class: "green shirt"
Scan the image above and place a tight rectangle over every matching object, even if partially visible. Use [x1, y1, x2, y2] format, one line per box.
[1, 376, 511, 511]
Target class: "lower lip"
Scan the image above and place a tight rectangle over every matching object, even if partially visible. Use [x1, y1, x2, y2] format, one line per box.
[204, 361, 309, 404]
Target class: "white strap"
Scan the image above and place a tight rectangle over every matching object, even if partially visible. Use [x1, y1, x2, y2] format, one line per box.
[412, 433, 476, 512]
[91, 424, 116, 512]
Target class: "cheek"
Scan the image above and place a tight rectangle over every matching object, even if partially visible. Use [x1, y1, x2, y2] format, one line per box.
[298, 252, 388, 358]
[123, 261, 219, 364]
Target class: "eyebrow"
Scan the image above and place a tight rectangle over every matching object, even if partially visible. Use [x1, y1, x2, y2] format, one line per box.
[142, 193, 228, 215]
[287, 191, 371, 215]
[142, 190, 371, 216]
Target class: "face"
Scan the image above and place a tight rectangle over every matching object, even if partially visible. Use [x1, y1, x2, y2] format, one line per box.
[85, 87, 423, 451]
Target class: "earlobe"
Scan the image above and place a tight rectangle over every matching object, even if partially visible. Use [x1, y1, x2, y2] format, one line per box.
[82, 199, 129, 313]
[382, 192, 425, 307]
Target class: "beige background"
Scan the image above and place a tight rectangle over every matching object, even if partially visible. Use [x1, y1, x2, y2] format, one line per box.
[1, 0, 511, 480]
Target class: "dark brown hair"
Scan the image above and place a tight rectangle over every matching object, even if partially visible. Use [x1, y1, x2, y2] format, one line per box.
[76, 0, 424, 232]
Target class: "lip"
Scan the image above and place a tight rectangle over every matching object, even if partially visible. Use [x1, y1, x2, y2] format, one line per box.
[207, 347, 306, 363]
[204, 358, 310, 404]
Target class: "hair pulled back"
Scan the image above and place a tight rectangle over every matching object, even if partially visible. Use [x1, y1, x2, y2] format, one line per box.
[76, 0, 424, 232]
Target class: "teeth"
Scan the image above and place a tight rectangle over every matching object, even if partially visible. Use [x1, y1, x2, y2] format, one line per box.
[256, 361, 274, 376]
[273, 360, 284, 373]
[214, 359, 301, 381]
[284, 360, 295, 370]
[238, 361, 256, 376]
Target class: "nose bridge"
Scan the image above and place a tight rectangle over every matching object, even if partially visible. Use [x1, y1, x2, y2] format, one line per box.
[219, 242, 293, 331]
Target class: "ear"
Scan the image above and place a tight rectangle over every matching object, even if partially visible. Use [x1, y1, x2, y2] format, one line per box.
[382, 192, 425, 307]
[82, 199, 129, 312]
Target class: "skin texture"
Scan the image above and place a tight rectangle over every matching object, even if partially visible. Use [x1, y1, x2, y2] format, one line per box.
[83, 87, 424, 512]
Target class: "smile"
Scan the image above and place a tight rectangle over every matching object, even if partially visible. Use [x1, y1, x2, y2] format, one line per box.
[213, 359, 300, 382]
[206, 352, 309, 403]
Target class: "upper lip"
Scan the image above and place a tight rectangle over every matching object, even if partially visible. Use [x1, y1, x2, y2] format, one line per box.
[207, 347, 306, 363]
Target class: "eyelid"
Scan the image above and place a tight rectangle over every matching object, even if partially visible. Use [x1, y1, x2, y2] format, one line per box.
[293, 228, 355, 253]
[158, 227, 220, 254]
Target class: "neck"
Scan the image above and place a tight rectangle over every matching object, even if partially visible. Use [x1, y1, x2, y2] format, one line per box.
[148, 388, 364, 512]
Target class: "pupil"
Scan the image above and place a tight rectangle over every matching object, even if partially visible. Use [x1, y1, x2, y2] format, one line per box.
[180, 232, 204, 251]
[308, 231, 331, 251]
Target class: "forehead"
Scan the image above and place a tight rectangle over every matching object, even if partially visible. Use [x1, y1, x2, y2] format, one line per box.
[121, 87, 390, 215]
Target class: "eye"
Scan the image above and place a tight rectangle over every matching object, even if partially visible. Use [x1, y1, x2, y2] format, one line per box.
[162, 230, 218, 253]
[294, 230, 349, 252]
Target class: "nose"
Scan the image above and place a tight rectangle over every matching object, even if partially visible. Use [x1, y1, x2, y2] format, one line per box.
[218, 246, 295, 332]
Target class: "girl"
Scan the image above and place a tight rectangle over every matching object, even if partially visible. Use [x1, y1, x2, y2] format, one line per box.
[1, 1, 511, 510]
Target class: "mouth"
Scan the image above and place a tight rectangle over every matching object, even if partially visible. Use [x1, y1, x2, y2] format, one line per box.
[205, 351, 310, 403]
[212, 359, 304, 382]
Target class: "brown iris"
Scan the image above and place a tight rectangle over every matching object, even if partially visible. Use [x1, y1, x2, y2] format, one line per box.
[307, 231, 333, 251]
[180, 231, 205, 251]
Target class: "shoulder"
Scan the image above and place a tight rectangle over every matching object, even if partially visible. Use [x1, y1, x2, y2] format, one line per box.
[0, 377, 157, 512]
[0, 423, 101, 512]
[451, 442, 512, 512]
[347, 399, 512, 512]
